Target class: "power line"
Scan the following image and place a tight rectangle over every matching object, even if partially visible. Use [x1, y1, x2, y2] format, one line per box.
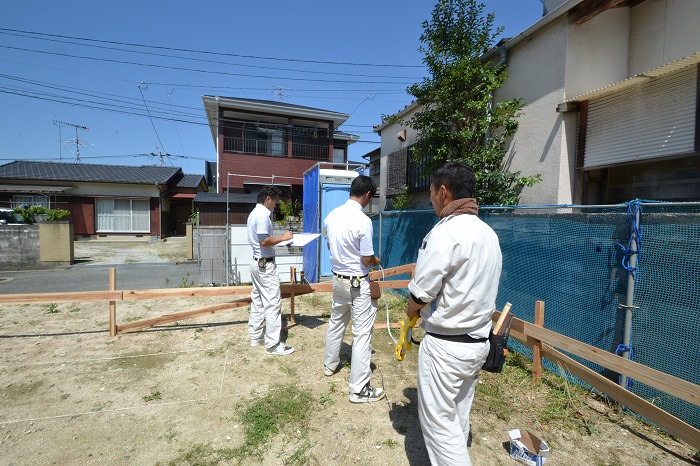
[138, 81, 166, 153]
[0, 27, 424, 69]
[0, 44, 415, 85]
[0, 29, 423, 80]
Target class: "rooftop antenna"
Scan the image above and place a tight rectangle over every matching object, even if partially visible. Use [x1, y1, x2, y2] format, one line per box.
[150, 147, 172, 166]
[272, 84, 288, 101]
[53, 119, 88, 162]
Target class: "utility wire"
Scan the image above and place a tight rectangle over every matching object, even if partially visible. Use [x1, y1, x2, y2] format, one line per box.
[0, 45, 415, 85]
[0, 27, 424, 69]
[0, 29, 422, 80]
[138, 81, 166, 153]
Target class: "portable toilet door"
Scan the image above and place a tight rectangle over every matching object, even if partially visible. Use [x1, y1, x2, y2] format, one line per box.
[319, 182, 351, 278]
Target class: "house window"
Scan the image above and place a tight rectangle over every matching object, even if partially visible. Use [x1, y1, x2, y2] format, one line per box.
[332, 148, 346, 164]
[13, 195, 49, 209]
[96, 198, 150, 232]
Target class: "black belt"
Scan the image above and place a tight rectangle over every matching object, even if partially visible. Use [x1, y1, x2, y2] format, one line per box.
[332, 272, 368, 280]
[254, 257, 274, 264]
[426, 332, 488, 343]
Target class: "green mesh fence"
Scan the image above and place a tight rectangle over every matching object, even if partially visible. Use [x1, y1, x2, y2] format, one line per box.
[373, 202, 700, 430]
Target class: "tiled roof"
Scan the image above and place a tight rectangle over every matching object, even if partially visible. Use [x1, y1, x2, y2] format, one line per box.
[0, 161, 182, 184]
[175, 174, 206, 189]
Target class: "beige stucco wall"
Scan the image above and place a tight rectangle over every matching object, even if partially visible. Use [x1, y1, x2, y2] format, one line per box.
[630, 0, 700, 75]
[495, 17, 571, 205]
[39, 221, 74, 264]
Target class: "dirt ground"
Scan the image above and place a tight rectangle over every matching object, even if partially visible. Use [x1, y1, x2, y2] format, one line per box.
[0, 241, 698, 465]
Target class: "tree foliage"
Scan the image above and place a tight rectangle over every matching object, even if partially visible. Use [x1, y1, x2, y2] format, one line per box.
[400, 0, 541, 205]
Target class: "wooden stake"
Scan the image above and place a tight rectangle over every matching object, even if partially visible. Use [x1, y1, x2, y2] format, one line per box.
[109, 268, 117, 337]
[532, 300, 545, 384]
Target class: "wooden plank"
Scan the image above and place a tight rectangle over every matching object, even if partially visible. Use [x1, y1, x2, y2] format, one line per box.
[369, 263, 416, 280]
[532, 301, 544, 384]
[281, 283, 333, 294]
[0, 290, 123, 304]
[117, 299, 252, 334]
[123, 286, 253, 300]
[510, 318, 700, 407]
[377, 279, 410, 289]
[541, 345, 700, 450]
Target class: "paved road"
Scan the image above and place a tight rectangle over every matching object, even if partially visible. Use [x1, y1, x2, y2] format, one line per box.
[0, 261, 200, 294]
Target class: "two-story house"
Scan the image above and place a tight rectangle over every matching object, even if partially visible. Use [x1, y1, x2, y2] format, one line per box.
[201, 96, 359, 222]
[376, 0, 700, 207]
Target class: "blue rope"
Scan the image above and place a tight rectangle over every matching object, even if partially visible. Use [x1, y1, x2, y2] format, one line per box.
[614, 200, 642, 276]
[615, 344, 635, 390]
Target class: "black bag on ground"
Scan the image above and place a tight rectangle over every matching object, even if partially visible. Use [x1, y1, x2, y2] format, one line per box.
[481, 314, 513, 373]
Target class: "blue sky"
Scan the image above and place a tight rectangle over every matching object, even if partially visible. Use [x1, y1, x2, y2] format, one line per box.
[0, 1, 544, 176]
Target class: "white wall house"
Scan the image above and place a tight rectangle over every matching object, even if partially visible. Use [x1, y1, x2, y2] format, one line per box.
[375, 0, 700, 205]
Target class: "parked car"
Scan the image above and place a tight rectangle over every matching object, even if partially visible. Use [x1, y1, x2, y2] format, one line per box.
[0, 207, 27, 224]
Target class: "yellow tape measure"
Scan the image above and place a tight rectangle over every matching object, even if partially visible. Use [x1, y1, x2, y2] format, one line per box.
[395, 315, 419, 361]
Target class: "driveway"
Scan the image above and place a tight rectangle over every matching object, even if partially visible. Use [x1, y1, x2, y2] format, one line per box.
[0, 238, 201, 294]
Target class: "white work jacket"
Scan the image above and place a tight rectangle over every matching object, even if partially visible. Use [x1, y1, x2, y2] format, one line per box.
[408, 213, 502, 339]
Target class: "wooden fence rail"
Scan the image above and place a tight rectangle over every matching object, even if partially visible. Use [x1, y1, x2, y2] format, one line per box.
[1, 264, 697, 449]
[493, 300, 700, 450]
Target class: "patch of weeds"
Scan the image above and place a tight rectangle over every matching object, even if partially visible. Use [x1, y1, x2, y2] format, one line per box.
[193, 327, 203, 340]
[143, 390, 162, 402]
[284, 440, 317, 466]
[179, 272, 194, 288]
[45, 303, 60, 314]
[166, 384, 315, 465]
[68, 304, 81, 313]
[319, 392, 335, 407]
[381, 438, 399, 448]
[60, 393, 70, 401]
[237, 384, 315, 459]
[328, 381, 338, 394]
[165, 443, 240, 466]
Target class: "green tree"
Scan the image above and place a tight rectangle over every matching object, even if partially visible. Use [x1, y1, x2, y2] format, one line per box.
[394, 0, 540, 205]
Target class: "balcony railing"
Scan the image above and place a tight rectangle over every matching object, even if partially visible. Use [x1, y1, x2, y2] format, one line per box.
[223, 137, 330, 161]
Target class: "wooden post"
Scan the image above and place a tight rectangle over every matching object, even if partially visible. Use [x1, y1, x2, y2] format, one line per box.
[109, 267, 117, 336]
[532, 300, 545, 384]
[289, 266, 296, 324]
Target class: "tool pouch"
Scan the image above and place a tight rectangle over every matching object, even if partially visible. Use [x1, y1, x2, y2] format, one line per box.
[481, 314, 513, 373]
[369, 280, 382, 300]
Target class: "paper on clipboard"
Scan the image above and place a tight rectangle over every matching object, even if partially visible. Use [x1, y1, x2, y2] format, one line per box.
[277, 233, 320, 247]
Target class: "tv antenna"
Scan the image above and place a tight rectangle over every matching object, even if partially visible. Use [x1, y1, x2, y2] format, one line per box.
[150, 148, 172, 166]
[272, 85, 289, 101]
[53, 119, 88, 162]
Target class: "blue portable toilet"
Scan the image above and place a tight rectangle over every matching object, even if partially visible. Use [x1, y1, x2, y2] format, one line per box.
[302, 164, 361, 283]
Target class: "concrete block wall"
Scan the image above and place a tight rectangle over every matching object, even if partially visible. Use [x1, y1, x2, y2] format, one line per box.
[0, 224, 40, 270]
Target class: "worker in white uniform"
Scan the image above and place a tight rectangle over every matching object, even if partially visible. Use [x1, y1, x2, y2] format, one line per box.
[405, 162, 502, 465]
[323, 175, 384, 403]
[247, 185, 294, 356]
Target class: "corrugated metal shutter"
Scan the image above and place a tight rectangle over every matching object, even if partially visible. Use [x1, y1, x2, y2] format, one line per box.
[584, 65, 697, 168]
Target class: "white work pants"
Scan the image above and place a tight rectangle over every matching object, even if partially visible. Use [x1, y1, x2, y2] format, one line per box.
[249, 260, 282, 349]
[324, 276, 377, 394]
[417, 333, 490, 466]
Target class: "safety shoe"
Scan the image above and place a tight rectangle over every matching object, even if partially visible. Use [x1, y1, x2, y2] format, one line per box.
[323, 365, 335, 377]
[250, 338, 264, 347]
[349, 383, 385, 403]
[266, 343, 294, 356]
